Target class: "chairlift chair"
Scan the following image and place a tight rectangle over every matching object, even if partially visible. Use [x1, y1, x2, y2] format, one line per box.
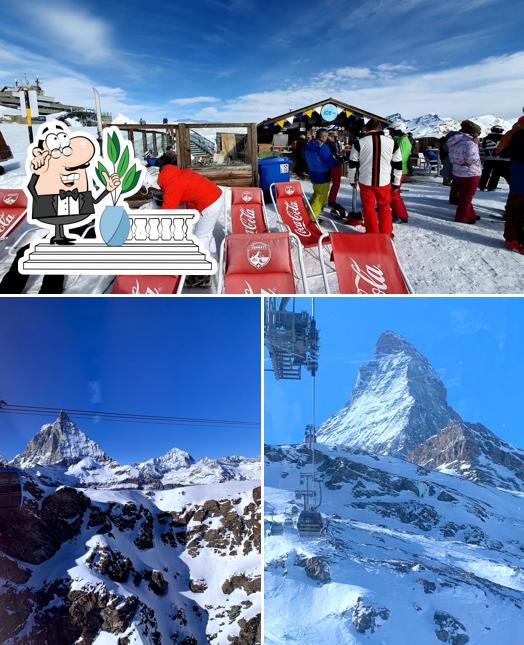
[0, 468, 22, 510]
[296, 510, 323, 537]
[269, 522, 284, 536]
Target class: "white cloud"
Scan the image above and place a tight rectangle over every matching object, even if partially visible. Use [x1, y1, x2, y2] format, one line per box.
[170, 96, 221, 106]
[22, 3, 114, 64]
[191, 52, 524, 123]
[377, 63, 416, 72]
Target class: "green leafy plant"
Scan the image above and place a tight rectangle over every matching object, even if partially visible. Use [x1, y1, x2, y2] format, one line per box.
[97, 129, 144, 205]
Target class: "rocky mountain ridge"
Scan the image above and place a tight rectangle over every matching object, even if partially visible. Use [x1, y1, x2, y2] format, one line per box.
[386, 112, 514, 138]
[9, 412, 259, 489]
[1, 473, 261, 644]
[317, 331, 523, 493]
[317, 331, 461, 457]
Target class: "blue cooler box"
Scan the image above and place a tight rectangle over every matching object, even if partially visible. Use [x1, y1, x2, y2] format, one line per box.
[258, 156, 290, 194]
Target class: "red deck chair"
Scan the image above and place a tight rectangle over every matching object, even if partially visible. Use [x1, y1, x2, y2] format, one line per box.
[218, 232, 307, 294]
[320, 232, 412, 294]
[228, 187, 269, 235]
[0, 189, 27, 239]
[270, 181, 338, 291]
[112, 275, 185, 294]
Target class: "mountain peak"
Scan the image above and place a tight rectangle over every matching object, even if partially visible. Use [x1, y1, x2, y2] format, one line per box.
[375, 330, 416, 356]
[317, 333, 460, 456]
[11, 413, 113, 469]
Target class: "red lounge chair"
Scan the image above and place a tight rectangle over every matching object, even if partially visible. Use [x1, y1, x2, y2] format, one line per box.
[270, 181, 338, 291]
[228, 187, 269, 234]
[112, 275, 185, 294]
[0, 189, 27, 240]
[319, 232, 412, 294]
[217, 231, 307, 294]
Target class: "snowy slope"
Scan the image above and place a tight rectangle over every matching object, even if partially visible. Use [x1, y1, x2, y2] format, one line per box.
[265, 443, 524, 645]
[0, 472, 261, 644]
[317, 331, 461, 456]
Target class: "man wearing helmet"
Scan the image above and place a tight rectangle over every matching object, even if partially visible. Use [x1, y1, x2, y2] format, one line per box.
[479, 125, 510, 191]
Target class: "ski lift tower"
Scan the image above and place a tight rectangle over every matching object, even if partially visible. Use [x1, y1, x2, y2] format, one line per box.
[264, 298, 319, 380]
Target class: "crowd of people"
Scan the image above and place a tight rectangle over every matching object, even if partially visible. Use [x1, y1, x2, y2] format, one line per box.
[440, 116, 524, 252]
[293, 112, 524, 254]
[298, 119, 412, 237]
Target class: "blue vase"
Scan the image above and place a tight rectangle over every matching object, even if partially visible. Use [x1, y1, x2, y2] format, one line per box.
[99, 205, 130, 246]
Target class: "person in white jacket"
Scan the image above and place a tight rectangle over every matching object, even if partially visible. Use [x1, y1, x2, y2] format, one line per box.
[447, 120, 482, 224]
[348, 119, 403, 237]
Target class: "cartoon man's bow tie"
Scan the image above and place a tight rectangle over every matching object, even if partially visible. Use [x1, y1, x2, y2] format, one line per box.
[59, 189, 79, 200]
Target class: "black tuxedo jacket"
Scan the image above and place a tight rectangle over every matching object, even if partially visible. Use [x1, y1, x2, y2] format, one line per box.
[27, 174, 109, 221]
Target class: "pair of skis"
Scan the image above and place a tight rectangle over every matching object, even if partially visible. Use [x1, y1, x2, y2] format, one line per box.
[329, 186, 363, 226]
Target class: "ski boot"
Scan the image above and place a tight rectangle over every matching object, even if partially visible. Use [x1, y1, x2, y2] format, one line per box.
[328, 201, 347, 220]
[185, 275, 212, 289]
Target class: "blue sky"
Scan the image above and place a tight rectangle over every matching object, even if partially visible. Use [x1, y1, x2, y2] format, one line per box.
[0, 297, 261, 462]
[0, 0, 523, 122]
[265, 297, 524, 449]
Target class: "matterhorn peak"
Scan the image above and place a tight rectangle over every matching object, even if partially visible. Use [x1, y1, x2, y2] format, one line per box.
[11, 411, 114, 469]
[375, 330, 418, 356]
[317, 332, 461, 456]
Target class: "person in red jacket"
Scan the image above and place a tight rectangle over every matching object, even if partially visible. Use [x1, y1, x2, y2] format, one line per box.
[157, 151, 224, 253]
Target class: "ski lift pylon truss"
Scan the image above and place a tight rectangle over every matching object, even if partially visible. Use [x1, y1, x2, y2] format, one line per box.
[264, 298, 319, 380]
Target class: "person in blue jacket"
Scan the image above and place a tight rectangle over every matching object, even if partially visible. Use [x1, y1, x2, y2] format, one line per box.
[304, 128, 338, 219]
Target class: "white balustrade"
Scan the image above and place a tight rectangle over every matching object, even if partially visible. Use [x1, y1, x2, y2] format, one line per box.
[127, 213, 194, 244]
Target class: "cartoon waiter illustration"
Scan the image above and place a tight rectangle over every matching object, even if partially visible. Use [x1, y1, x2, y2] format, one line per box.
[27, 121, 120, 244]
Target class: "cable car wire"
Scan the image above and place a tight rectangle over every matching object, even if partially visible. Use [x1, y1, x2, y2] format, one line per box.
[0, 403, 259, 429]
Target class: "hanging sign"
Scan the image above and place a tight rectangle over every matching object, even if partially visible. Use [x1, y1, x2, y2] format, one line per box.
[320, 103, 338, 122]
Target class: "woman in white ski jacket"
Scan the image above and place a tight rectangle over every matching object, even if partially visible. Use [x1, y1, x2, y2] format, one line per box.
[447, 120, 482, 223]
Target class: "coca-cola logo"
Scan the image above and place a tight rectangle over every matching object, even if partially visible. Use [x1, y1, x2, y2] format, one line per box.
[285, 185, 295, 195]
[131, 279, 161, 294]
[247, 241, 271, 269]
[0, 210, 24, 239]
[239, 206, 258, 234]
[241, 191, 253, 203]
[284, 200, 311, 237]
[244, 281, 277, 295]
[350, 258, 388, 294]
[2, 193, 19, 206]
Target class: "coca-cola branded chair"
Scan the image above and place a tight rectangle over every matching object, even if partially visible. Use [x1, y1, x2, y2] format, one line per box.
[111, 274, 185, 294]
[228, 187, 269, 234]
[270, 181, 338, 292]
[319, 232, 412, 294]
[217, 231, 308, 294]
[0, 189, 27, 240]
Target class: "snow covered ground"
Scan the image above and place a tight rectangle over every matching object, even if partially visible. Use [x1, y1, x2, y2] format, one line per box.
[264, 443, 524, 645]
[1, 121, 521, 294]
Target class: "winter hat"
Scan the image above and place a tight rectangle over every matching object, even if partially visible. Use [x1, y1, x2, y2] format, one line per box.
[460, 120, 481, 136]
[491, 125, 504, 133]
[157, 150, 178, 168]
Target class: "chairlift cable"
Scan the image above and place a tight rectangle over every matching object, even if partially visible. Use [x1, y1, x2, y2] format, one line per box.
[0, 404, 259, 429]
